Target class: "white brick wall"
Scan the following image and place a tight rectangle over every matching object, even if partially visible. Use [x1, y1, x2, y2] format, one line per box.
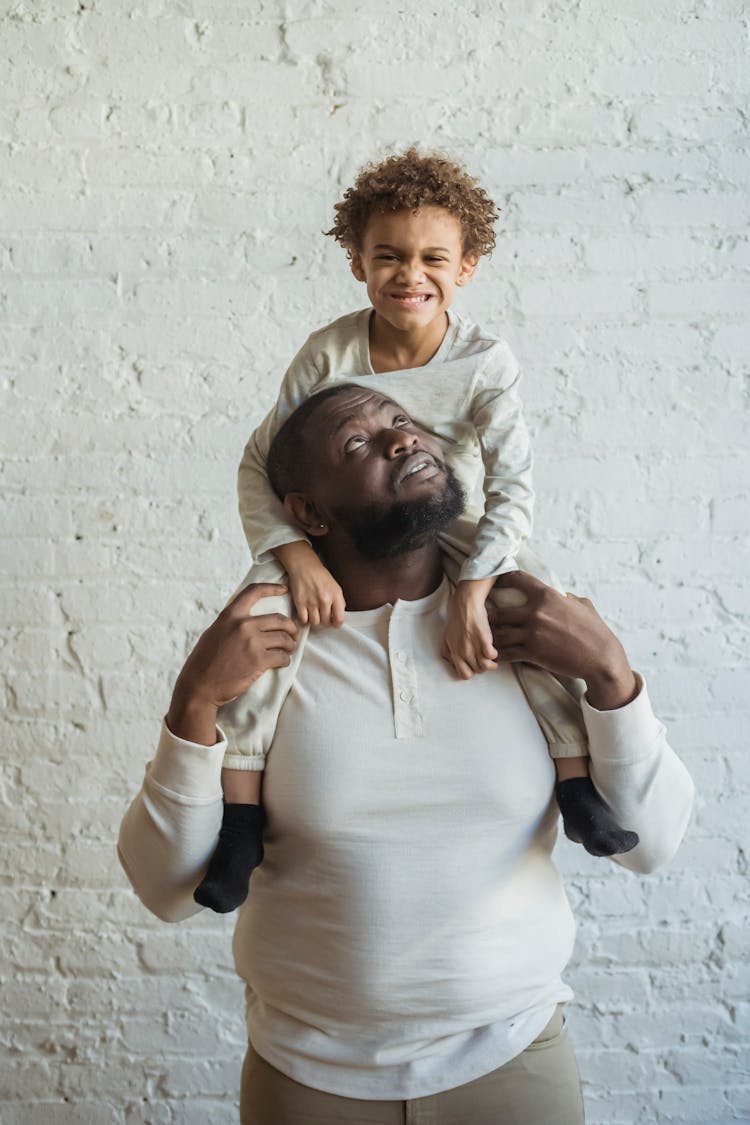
[1, 1, 748, 1121]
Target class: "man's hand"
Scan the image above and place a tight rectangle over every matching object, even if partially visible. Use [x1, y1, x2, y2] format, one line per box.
[488, 572, 639, 710]
[167, 583, 298, 744]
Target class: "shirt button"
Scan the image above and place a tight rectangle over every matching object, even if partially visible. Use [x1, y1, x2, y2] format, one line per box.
[399, 689, 411, 703]
[396, 650, 409, 663]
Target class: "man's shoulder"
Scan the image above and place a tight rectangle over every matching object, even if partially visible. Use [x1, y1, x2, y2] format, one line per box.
[448, 310, 517, 366]
[303, 308, 368, 349]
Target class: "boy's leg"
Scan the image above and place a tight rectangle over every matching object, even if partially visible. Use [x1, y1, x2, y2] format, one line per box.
[193, 767, 265, 914]
[440, 525, 638, 857]
[194, 564, 307, 913]
[193, 766, 264, 914]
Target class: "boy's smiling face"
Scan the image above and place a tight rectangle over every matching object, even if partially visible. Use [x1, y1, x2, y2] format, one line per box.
[350, 206, 478, 336]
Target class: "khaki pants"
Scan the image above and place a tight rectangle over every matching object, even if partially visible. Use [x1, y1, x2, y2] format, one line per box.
[240, 1006, 585, 1125]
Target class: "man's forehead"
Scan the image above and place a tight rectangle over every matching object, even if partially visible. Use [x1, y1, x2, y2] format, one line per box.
[316, 389, 401, 436]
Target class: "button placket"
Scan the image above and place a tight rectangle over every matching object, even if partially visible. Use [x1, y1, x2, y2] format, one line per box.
[388, 610, 423, 739]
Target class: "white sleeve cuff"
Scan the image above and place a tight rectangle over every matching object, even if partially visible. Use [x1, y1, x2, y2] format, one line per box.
[147, 719, 229, 802]
[581, 674, 664, 763]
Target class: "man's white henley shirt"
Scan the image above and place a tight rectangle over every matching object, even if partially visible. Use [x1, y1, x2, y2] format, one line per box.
[118, 580, 694, 1100]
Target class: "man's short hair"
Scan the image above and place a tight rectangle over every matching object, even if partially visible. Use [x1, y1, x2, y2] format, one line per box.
[266, 383, 362, 500]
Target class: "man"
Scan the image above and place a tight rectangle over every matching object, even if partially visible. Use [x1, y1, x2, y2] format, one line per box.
[118, 384, 694, 1125]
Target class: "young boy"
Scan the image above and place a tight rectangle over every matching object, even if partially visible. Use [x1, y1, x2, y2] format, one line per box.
[193, 148, 638, 913]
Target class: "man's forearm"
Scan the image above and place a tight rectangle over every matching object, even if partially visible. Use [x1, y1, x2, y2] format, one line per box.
[167, 681, 220, 748]
[583, 639, 639, 711]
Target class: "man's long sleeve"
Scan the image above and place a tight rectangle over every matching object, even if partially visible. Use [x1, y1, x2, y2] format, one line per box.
[582, 677, 695, 874]
[117, 723, 227, 922]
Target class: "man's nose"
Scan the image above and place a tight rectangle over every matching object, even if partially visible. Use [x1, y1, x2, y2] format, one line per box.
[382, 427, 419, 457]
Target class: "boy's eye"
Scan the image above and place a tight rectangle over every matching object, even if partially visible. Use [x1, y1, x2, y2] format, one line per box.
[394, 415, 411, 427]
[344, 435, 367, 453]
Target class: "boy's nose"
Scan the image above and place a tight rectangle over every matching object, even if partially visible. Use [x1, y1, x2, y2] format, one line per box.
[395, 258, 426, 284]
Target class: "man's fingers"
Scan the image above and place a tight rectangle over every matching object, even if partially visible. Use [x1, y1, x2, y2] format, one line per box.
[487, 604, 529, 626]
[493, 571, 547, 595]
[490, 626, 525, 649]
[233, 583, 288, 612]
[495, 644, 527, 663]
[256, 613, 298, 637]
[262, 630, 297, 652]
[264, 650, 293, 669]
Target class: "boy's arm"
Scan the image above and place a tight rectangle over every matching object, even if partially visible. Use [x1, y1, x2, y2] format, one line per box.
[238, 338, 323, 563]
[465, 340, 535, 583]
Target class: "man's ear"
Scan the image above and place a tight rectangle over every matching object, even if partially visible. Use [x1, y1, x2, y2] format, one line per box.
[283, 492, 329, 537]
[350, 251, 366, 283]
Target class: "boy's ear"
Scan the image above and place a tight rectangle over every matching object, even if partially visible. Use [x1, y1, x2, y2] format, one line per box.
[283, 493, 329, 537]
[350, 251, 366, 283]
[457, 253, 479, 287]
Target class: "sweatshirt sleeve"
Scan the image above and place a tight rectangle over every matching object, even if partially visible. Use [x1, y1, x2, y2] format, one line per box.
[237, 336, 324, 563]
[116, 722, 227, 923]
[462, 340, 535, 582]
[582, 676, 695, 874]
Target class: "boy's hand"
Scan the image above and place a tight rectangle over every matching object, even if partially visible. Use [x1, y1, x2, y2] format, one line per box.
[441, 578, 498, 679]
[274, 541, 347, 626]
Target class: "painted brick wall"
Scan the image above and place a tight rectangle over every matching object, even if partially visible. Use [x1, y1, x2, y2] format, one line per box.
[1, 0, 748, 1121]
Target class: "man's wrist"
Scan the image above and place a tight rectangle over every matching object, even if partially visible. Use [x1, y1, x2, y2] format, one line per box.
[584, 644, 639, 711]
[167, 684, 219, 746]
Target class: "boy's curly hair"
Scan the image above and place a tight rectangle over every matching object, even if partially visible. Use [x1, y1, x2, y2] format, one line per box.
[326, 147, 499, 259]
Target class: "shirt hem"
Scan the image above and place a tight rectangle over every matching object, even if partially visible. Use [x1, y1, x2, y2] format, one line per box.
[246, 993, 571, 1101]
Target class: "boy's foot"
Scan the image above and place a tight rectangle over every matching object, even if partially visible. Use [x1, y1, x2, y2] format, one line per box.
[193, 803, 265, 913]
[555, 778, 639, 857]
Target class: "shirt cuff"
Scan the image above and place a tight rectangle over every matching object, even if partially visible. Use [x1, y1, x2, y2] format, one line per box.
[581, 674, 664, 763]
[147, 719, 229, 801]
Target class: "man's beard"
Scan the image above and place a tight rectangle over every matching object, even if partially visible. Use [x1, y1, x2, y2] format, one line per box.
[331, 465, 466, 560]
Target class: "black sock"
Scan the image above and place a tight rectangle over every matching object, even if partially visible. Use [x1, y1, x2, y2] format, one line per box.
[193, 803, 265, 913]
[555, 778, 639, 857]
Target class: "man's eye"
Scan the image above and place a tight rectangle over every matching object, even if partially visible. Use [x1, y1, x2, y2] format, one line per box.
[394, 415, 411, 427]
[426, 257, 446, 263]
[344, 435, 367, 453]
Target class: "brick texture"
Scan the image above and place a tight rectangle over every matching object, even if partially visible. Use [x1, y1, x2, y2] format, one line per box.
[1, 1, 748, 1122]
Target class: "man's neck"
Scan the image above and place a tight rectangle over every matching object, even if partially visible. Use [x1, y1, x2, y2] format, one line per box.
[319, 535, 445, 612]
